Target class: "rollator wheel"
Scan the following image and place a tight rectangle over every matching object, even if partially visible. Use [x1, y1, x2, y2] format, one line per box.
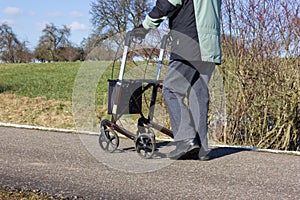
[99, 126, 119, 153]
[135, 134, 156, 159]
[137, 126, 155, 137]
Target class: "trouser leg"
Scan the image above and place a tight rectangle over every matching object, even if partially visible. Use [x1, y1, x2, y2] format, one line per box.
[188, 61, 215, 152]
[162, 60, 198, 141]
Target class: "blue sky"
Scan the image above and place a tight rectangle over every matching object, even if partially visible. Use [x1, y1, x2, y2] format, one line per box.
[0, 0, 93, 50]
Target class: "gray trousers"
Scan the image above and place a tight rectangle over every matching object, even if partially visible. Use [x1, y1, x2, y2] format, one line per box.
[162, 60, 215, 152]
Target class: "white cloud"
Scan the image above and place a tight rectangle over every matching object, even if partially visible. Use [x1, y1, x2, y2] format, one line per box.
[69, 11, 84, 18]
[70, 21, 89, 31]
[1, 19, 15, 25]
[46, 12, 64, 17]
[27, 11, 36, 16]
[4, 7, 22, 15]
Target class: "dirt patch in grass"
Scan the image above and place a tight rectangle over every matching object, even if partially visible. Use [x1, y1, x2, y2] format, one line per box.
[0, 93, 172, 140]
[0, 186, 84, 200]
[0, 93, 74, 129]
[0, 190, 58, 200]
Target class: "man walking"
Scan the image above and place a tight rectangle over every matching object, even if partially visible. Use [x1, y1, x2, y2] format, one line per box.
[133, 0, 222, 160]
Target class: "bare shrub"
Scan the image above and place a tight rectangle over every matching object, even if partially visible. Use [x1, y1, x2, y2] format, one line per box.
[220, 0, 299, 150]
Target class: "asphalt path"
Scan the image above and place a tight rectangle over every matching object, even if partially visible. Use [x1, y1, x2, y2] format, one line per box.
[0, 127, 299, 199]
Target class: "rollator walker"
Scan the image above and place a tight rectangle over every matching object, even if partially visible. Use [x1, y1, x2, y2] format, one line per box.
[99, 31, 173, 159]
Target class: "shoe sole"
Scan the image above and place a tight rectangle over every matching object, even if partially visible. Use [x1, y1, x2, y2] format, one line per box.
[169, 145, 200, 159]
[198, 156, 210, 161]
[186, 146, 200, 155]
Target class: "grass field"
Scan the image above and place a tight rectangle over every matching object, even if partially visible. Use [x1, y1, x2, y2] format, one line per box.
[0, 61, 168, 131]
[0, 62, 80, 101]
[0, 62, 114, 129]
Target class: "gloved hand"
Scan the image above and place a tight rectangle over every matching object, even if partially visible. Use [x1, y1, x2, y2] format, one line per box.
[131, 24, 149, 39]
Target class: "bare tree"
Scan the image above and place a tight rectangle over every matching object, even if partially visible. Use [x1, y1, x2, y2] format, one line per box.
[90, 0, 150, 43]
[0, 24, 32, 63]
[56, 45, 83, 62]
[220, 0, 300, 150]
[35, 23, 71, 62]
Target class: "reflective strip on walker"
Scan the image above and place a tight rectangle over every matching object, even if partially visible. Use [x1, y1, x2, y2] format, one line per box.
[112, 104, 118, 114]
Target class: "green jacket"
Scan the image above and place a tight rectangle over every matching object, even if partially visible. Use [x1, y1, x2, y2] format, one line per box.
[143, 0, 222, 64]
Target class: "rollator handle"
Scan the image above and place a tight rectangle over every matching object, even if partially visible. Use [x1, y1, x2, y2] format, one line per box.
[160, 34, 169, 49]
[125, 31, 133, 47]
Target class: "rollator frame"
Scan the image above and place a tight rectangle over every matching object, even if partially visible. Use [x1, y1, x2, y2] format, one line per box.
[99, 31, 173, 159]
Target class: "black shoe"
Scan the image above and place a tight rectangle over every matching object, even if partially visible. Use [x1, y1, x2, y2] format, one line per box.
[198, 150, 211, 161]
[168, 139, 200, 159]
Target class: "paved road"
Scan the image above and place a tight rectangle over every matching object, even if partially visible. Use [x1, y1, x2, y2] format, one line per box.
[0, 127, 299, 199]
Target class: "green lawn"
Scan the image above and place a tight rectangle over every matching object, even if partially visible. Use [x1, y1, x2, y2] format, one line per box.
[0, 62, 116, 105]
[0, 62, 117, 128]
[0, 61, 168, 130]
[0, 61, 159, 104]
[0, 62, 80, 101]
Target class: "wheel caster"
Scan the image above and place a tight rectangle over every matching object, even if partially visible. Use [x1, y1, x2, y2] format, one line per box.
[99, 126, 119, 153]
[135, 133, 155, 159]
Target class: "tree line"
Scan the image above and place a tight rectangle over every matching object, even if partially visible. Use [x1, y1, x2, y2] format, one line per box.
[1, 0, 298, 63]
[0, 23, 84, 63]
[0, 0, 149, 63]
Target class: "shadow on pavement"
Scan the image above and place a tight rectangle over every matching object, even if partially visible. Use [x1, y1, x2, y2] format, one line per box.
[156, 142, 251, 160]
[113, 141, 250, 161]
[178, 147, 251, 160]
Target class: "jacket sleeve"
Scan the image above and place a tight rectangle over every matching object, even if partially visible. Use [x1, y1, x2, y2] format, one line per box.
[143, 0, 182, 29]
